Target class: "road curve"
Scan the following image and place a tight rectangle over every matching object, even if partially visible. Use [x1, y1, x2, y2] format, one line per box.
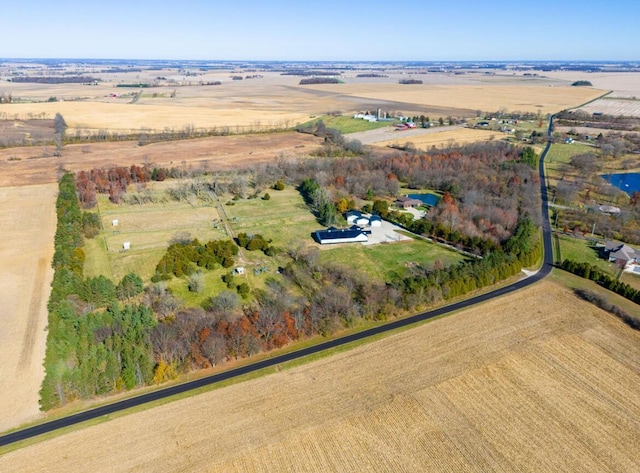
[0, 118, 556, 448]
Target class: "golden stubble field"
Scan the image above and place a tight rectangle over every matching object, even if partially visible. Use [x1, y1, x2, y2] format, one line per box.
[1, 280, 639, 472]
[0, 184, 56, 432]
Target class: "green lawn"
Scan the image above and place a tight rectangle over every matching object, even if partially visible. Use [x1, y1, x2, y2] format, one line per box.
[320, 238, 466, 280]
[556, 233, 618, 275]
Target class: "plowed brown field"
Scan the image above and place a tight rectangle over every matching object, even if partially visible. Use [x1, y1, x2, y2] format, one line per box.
[2, 280, 639, 472]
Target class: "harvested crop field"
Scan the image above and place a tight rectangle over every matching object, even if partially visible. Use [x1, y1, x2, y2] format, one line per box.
[576, 97, 640, 118]
[0, 184, 56, 432]
[0, 132, 322, 187]
[2, 280, 639, 472]
[0, 101, 309, 135]
[304, 83, 605, 115]
[375, 127, 504, 149]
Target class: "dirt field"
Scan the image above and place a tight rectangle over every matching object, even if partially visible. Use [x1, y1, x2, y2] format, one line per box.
[0, 132, 323, 187]
[0, 184, 56, 432]
[2, 280, 638, 472]
[374, 127, 505, 149]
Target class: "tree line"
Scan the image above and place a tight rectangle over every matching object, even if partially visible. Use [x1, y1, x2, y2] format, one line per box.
[560, 259, 640, 304]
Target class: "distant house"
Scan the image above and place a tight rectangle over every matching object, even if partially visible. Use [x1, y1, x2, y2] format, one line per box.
[395, 196, 423, 209]
[602, 241, 640, 273]
[598, 205, 621, 215]
[314, 227, 369, 245]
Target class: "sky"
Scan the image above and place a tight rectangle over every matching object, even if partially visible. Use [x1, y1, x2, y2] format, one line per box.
[4, 0, 639, 61]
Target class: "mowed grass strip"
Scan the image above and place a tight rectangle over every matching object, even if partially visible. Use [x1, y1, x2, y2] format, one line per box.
[320, 239, 465, 280]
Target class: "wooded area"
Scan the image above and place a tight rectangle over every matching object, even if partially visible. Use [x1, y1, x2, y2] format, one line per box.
[40, 141, 542, 409]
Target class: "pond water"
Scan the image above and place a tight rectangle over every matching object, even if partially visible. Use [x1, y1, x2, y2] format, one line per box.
[601, 172, 640, 195]
[407, 193, 440, 207]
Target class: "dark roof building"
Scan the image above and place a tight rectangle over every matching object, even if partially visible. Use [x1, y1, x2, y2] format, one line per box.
[314, 227, 369, 245]
[395, 196, 423, 209]
[603, 241, 640, 266]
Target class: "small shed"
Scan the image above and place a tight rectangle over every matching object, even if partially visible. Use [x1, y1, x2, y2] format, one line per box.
[234, 266, 245, 275]
[346, 210, 362, 224]
[112, 219, 119, 226]
[123, 241, 130, 250]
[369, 215, 382, 227]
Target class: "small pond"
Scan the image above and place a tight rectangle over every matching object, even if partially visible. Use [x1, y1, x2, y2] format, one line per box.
[601, 173, 640, 196]
[407, 193, 440, 207]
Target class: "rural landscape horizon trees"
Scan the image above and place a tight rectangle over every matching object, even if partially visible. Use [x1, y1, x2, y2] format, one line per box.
[1, 2, 640, 462]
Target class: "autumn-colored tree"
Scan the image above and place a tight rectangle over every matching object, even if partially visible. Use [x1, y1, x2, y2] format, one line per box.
[336, 197, 349, 215]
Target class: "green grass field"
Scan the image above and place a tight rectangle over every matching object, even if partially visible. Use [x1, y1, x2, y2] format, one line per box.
[303, 114, 394, 134]
[83, 180, 472, 306]
[320, 238, 465, 280]
[555, 233, 618, 274]
[84, 185, 227, 281]
[226, 188, 320, 248]
[545, 142, 595, 184]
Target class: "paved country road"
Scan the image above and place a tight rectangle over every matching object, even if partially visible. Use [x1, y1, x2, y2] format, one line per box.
[0, 118, 555, 448]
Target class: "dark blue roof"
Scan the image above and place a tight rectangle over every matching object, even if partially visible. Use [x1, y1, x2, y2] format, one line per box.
[315, 228, 367, 241]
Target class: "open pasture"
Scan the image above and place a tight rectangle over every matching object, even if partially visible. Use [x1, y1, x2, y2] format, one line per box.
[85, 187, 225, 281]
[0, 101, 309, 135]
[226, 188, 320, 248]
[0, 131, 322, 187]
[1, 280, 639, 472]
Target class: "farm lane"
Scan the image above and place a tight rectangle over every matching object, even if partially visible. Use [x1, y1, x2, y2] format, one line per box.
[0, 116, 555, 446]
